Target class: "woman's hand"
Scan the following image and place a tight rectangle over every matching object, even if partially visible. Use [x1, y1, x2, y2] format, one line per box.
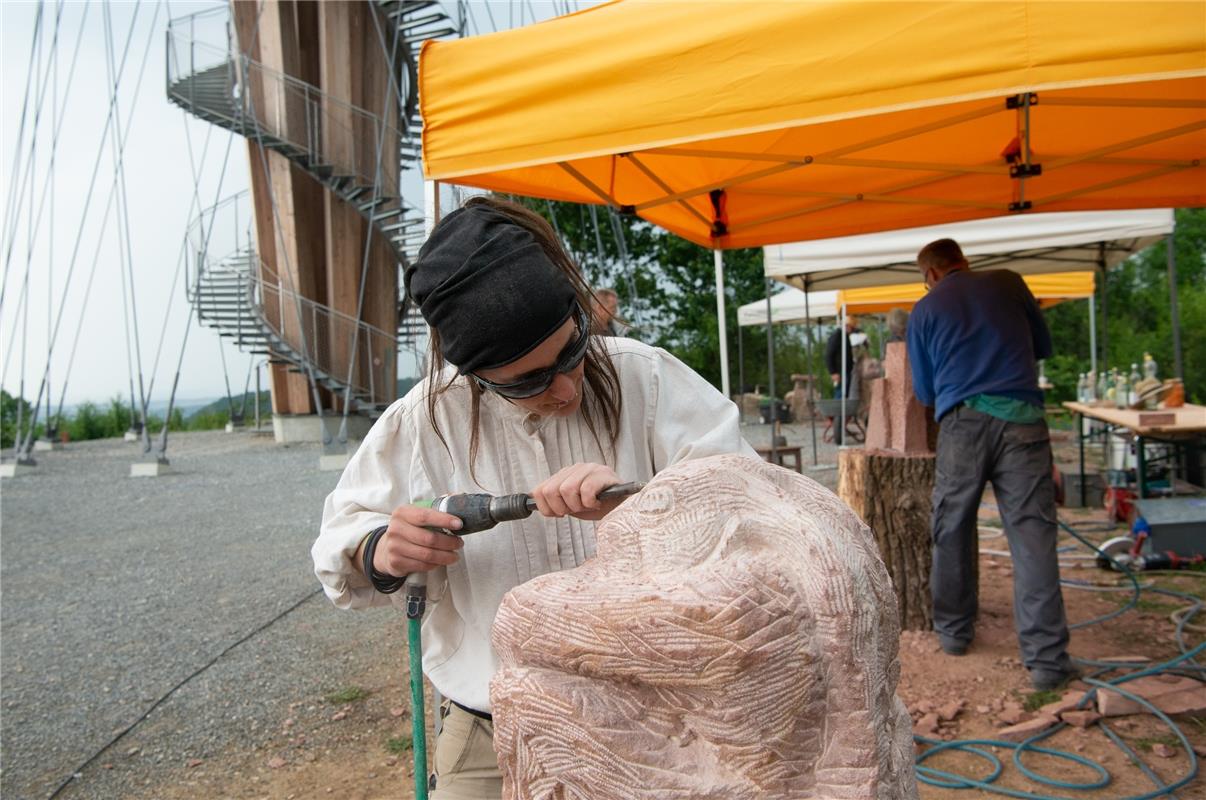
[531, 463, 625, 521]
[367, 504, 465, 578]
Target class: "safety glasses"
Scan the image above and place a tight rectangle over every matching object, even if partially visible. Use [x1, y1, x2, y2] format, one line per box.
[472, 307, 590, 399]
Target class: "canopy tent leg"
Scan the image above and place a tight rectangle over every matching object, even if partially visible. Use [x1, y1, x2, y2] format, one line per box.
[840, 302, 847, 448]
[804, 283, 818, 466]
[737, 323, 744, 400]
[424, 179, 442, 236]
[1167, 230, 1183, 379]
[714, 250, 730, 398]
[1088, 294, 1097, 378]
[1098, 245, 1109, 369]
[765, 278, 777, 463]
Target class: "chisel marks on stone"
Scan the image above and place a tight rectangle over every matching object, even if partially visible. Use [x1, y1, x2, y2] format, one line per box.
[491, 454, 917, 800]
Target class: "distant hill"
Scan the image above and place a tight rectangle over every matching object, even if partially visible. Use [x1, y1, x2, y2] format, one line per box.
[185, 379, 422, 421]
[186, 392, 273, 422]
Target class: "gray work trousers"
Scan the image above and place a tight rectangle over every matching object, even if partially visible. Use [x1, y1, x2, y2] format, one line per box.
[932, 406, 1072, 673]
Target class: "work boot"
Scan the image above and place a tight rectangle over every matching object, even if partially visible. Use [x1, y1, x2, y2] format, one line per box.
[938, 635, 969, 656]
[1029, 666, 1081, 691]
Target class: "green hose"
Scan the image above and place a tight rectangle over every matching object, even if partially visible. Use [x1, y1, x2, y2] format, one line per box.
[914, 517, 1203, 798]
[408, 613, 428, 800]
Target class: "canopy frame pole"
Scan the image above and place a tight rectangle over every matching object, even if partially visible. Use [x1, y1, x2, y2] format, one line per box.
[1167, 229, 1183, 379]
[1088, 294, 1097, 379]
[1098, 244, 1109, 368]
[714, 249, 730, 398]
[840, 302, 847, 449]
[804, 281, 818, 466]
[737, 320, 744, 402]
[765, 277, 777, 463]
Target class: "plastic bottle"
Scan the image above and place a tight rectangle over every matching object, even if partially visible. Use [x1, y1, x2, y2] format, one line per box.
[1143, 353, 1158, 381]
[1076, 373, 1086, 402]
[1115, 370, 1129, 409]
[1128, 363, 1141, 405]
[1096, 371, 1109, 405]
[1085, 370, 1097, 403]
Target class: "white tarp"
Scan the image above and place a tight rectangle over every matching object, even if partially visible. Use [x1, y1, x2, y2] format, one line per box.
[763, 209, 1174, 290]
[738, 289, 837, 327]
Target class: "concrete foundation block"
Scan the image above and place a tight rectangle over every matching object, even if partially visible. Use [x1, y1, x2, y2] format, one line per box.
[0, 462, 35, 478]
[123, 431, 139, 442]
[33, 440, 63, 452]
[130, 460, 171, 478]
[319, 452, 351, 472]
[272, 414, 374, 444]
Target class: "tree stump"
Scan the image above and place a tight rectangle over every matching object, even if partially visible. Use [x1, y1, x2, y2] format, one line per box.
[838, 448, 934, 630]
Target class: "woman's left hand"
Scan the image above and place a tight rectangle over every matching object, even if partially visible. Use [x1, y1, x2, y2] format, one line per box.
[531, 462, 625, 521]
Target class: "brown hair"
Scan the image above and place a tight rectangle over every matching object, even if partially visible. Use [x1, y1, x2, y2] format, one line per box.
[423, 196, 623, 483]
[917, 238, 967, 274]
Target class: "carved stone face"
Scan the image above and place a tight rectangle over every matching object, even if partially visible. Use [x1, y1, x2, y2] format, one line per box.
[490, 454, 918, 800]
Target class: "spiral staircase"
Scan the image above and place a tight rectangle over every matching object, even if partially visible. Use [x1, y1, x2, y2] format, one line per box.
[167, 1, 453, 415]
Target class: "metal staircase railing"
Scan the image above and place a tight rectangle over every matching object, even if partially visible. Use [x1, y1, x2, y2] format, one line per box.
[167, 3, 452, 415]
[164, 6, 437, 265]
[186, 192, 425, 416]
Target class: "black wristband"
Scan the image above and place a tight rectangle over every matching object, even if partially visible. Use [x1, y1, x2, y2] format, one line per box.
[362, 525, 406, 594]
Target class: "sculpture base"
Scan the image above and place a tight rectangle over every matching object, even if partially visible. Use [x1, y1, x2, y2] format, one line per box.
[838, 448, 935, 630]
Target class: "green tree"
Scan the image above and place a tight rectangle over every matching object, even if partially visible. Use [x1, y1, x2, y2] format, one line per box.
[524, 198, 825, 397]
[1, 390, 34, 449]
[1045, 207, 1205, 403]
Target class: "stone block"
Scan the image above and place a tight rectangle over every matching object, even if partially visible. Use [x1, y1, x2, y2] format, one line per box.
[863, 378, 889, 450]
[998, 713, 1058, 742]
[1096, 675, 1206, 717]
[491, 454, 918, 800]
[883, 343, 929, 453]
[123, 431, 139, 442]
[0, 462, 34, 478]
[1040, 690, 1089, 716]
[1059, 710, 1101, 729]
[130, 461, 170, 478]
[33, 440, 62, 452]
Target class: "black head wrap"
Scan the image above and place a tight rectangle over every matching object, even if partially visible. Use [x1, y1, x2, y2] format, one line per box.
[405, 204, 578, 375]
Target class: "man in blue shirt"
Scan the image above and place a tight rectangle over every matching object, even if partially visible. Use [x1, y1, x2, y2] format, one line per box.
[907, 238, 1075, 691]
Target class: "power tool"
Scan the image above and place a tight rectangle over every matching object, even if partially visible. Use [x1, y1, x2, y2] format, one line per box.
[428, 481, 646, 534]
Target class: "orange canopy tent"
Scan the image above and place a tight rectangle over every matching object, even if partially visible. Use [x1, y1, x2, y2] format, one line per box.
[420, 0, 1205, 249]
[419, 0, 1203, 401]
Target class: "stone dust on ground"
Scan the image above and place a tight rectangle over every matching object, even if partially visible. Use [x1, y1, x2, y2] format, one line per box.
[3, 426, 1202, 799]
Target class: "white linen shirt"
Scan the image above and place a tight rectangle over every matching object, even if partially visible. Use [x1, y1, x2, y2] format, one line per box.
[313, 337, 757, 711]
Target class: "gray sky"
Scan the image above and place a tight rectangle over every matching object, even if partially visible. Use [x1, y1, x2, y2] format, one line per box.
[1, 1, 576, 409]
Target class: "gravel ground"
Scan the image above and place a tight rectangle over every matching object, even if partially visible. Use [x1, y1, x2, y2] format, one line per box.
[1, 423, 823, 799]
[0, 431, 398, 800]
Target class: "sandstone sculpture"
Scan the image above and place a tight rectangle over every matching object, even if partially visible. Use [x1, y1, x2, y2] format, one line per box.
[863, 342, 929, 454]
[490, 454, 918, 800]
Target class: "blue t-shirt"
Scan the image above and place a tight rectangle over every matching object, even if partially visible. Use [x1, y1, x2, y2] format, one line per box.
[907, 269, 1051, 420]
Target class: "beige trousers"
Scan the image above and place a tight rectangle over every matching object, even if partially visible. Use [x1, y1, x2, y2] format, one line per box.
[430, 702, 503, 800]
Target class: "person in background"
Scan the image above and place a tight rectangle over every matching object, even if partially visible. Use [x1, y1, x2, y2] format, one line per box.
[887, 307, 909, 343]
[906, 237, 1075, 691]
[825, 314, 860, 398]
[590, 287, 622, 336]
[313, 197, 754, 799]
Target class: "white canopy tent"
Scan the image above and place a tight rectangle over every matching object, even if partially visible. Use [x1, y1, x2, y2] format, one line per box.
[764, 209, 1174, 291]
[748, 208, 1176, 464]
[738, 289, 838, 327]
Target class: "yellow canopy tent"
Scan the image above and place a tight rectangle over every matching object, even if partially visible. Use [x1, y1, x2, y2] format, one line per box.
[739, 271, 1095, 324]
[420, 0, 1205, 248]
[839, 271, 1094, 314]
